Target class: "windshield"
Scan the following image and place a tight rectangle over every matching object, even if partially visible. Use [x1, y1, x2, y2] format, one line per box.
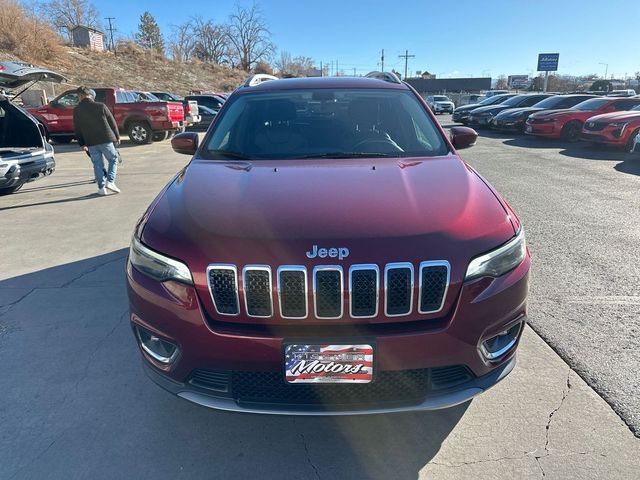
[572, 98, 609, 111]
[433, 96, 449, 101]
[502, 95, 527, 106]
[203, 89, 448, 160]
[531, 96, 569, 108]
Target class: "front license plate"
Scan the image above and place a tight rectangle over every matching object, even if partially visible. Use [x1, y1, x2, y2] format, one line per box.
[285, 344, 373, 383]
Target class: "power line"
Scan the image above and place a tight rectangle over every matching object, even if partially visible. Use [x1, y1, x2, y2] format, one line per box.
[398, 49, 415, 79]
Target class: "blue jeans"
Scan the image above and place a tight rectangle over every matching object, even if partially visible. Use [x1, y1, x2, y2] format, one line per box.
[88, 142, 118, 188]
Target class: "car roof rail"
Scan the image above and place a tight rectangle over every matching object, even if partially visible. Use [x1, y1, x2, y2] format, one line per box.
[243, 74, 279, 87]
[365, 71, 402, 84]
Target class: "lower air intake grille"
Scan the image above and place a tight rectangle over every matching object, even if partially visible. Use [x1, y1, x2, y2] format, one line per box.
[188, 370, 231, 393]
[227, 365, 473, 406]
[208, 267, 239, 315]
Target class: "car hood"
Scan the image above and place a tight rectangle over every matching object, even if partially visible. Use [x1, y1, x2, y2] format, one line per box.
[141, 155, 516, 323]
[470, 105, 509, 115]
[455, 103, 483, 112]
[586, 110, 640, 123]
[496, 107, 542, 119]
[143, 155, 515, 261]
[0, 61, 67, 89]
[529, 108, 577, 119]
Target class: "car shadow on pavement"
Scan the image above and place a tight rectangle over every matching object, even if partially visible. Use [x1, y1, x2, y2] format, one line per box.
[502, 136, 567, 149]
[0, 192, 104, 211]
[10, 179, 95, 195]
[0, 250, 469, 480]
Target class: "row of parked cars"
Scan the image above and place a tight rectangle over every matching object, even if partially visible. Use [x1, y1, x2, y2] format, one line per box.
[0, 60, 228, 195]
[452, 92, 640, 150]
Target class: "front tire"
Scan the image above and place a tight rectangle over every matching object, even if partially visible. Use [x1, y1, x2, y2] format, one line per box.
[152, 131, 169, 142]
[561, 121, 582, 143]
[128, 122, 153, 145]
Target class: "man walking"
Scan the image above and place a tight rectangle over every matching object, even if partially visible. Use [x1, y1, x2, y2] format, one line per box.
[73, 87, 121, 195]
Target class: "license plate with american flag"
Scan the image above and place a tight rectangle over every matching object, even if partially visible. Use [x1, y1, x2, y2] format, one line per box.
[285, 344, 374, 383]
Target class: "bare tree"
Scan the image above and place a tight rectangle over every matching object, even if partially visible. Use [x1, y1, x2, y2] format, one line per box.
[495, 75, 508, 90]
[226, 3, 274, 71]
[191, 17, 230, 64]
[273, 50, 292, 75]
[274, 51, 315, 77]
[169, 21, 195, 62]
[40, 0, 101, 42]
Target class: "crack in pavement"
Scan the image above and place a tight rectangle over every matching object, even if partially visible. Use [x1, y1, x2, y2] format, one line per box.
[544, 371, 572, 455]
[59, 255, 127, 288]
[73, 308, 129, 394]
[0, 289, 36, 319]
[293, 418, 321, 480]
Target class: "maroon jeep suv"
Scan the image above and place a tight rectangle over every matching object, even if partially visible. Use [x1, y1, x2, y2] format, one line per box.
[127, 72, 530, 414]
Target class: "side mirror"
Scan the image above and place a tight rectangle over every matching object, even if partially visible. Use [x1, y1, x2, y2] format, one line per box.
[171, 132, 199, 155]
[450, 126, 478, 149]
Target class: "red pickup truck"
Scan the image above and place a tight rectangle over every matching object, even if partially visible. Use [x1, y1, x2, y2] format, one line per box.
[28, 87, 184, 145]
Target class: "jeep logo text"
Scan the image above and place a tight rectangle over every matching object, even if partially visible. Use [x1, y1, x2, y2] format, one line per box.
[306, 245, 350, 260]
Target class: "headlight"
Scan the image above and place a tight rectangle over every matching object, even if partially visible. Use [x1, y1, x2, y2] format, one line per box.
[129, 236, 193, 284]
[608, 122, 628, 128]
[465, 230, 526, 281]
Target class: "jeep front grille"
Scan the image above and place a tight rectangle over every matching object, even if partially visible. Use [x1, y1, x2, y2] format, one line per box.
[207, 265, 239, 315]
[207, 261, 450, 320]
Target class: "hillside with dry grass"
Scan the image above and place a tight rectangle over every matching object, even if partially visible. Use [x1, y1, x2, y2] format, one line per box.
[0, 0, 249, 97]
[1, 43, 248, 97]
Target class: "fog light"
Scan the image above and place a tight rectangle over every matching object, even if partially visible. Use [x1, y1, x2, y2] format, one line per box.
[480, 322, 523, 361]
[135, 326, 179, 364]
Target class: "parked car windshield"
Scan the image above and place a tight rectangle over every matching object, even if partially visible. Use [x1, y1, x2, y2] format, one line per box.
[572, 98, 609, 111]
[500, 95, 528, 106]
[433, 96, 449, 101]
[532, 96, 577, 108]
[203, 89, 449, 160]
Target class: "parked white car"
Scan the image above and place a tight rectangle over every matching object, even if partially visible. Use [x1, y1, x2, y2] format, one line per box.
[426, 95, 455, 114]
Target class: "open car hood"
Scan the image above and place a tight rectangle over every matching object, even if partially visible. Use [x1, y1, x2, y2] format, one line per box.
[0, 61, 67, 89]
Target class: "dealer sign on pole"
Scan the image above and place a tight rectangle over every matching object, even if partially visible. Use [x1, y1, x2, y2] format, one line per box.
[537, 53, 559, 92]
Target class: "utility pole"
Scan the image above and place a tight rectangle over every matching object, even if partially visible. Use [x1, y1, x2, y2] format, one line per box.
[105, 17, 116, 54]
[320, 61, 323, 77]
[399, 49, 415, 80]
[353, 67, 356, 76]
[336, 59, 339, 76]
[381, 48, 384, 72]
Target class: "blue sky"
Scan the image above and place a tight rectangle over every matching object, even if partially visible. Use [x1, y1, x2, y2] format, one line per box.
[86, 0, 639, 79]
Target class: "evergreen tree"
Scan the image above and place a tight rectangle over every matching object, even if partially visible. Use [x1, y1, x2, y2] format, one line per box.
[135, 11, 164, 55]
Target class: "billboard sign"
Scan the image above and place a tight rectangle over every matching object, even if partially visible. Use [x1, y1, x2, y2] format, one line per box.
[508, 75, 530, 88]
[537, 53, 559, 72]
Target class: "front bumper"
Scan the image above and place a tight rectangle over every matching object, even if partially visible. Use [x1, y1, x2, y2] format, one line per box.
[433, 105, 454, 113]
[467, 116, 493, 127]
[524, 122, 558, 138]
[581, 128, 628, 146]
[127, 250, 530, 414]
[490, 118, 526, 131]
[142, 354, 517, 415]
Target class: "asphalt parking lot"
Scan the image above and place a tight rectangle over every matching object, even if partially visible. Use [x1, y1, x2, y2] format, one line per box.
[1, 122, 639, 479]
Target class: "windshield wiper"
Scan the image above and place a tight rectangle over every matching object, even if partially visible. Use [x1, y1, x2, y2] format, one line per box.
[301, 152, 400, 159]
[208, 149, 252, 160]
